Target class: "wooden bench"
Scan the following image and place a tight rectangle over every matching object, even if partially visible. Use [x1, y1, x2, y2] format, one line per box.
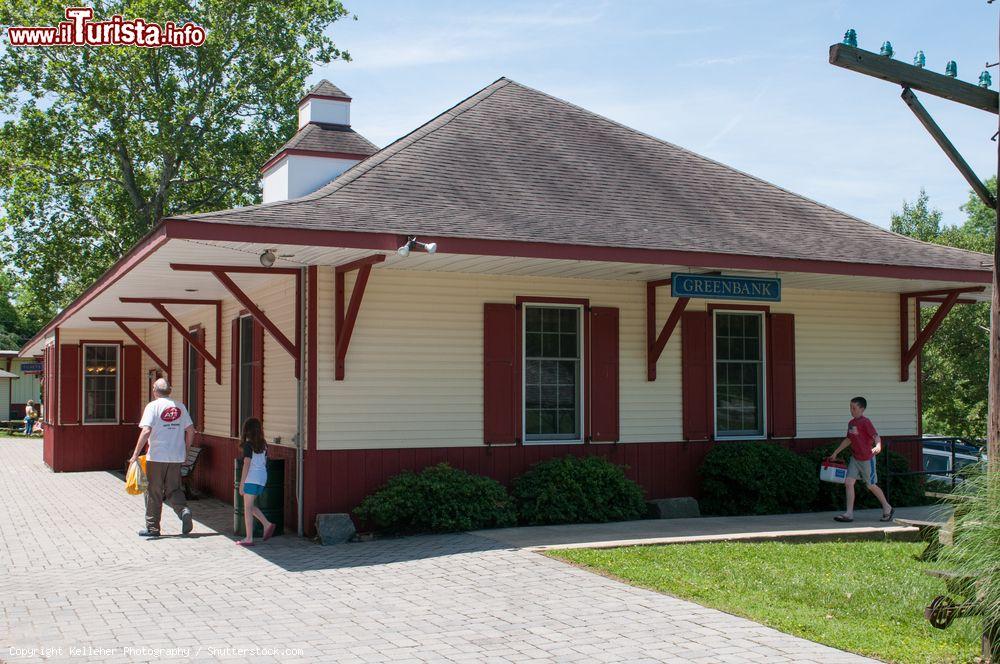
[180, 446, 203, 500]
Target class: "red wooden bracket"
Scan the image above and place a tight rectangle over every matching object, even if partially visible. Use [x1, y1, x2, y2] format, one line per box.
[899, 286, 983, 381]
[89, 317, 169, 373]
[646, 279, 689, 381]
[122, 298, 223, 384]
[168, 264, 303, 379]
[335, 254, 386, 380]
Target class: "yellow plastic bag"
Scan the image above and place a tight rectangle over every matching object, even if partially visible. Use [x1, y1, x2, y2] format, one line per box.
[126, 455, 148, 495]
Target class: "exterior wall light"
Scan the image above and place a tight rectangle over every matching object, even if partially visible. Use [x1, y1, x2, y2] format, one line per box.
[259, 249, 277, 267]
[397, 236, 437, 257]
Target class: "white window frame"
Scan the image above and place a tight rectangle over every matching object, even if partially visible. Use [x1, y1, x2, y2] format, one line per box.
[186, 327, 201, 429]
[237, 314, 255, 429]
[521, 303, 585, 445]
[81, 343, 120, 425]
[712, 310, 767, 440]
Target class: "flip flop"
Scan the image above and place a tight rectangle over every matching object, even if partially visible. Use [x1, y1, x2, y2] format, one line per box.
[235, 540, 255, 547]
[833, 515, 854, 523]
[263, 523, 276, 541]
[880, 507, 896, 522]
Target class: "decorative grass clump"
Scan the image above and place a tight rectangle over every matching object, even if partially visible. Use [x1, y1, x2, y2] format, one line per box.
[938, 464, 1000, 660]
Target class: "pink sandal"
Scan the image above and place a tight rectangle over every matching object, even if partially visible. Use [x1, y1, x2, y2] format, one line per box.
[235, 540, 255, 547]
[263, 523, 276, 541]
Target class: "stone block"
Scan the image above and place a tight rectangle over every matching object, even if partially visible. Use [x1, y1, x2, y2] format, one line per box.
[647, 497, 700, 519]
[316, 513, 356, 545]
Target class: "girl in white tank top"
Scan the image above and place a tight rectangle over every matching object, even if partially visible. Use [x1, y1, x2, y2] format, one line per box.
[237, 417, 277, 546]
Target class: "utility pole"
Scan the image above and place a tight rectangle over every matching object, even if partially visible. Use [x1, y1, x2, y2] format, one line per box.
[829, 20, 999, 473]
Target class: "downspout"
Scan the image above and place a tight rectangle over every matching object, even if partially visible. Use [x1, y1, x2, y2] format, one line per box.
[296, 266, 306, 536]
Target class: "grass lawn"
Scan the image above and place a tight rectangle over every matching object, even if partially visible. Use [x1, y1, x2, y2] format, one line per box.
[550, 541, 979, 664]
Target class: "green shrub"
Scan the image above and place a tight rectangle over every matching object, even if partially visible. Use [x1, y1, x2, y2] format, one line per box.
[512, 455, 646, 525]
[353, 463, 516, 533]
[805, 442, 928, 511]
[699, 442, 818, 516]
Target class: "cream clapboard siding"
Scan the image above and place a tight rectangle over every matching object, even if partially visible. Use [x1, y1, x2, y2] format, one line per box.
[56, 273, 300, 446]
[10, 359, 41, 404]
[318, 269, 917, 450]
[145, 275, 299, 445]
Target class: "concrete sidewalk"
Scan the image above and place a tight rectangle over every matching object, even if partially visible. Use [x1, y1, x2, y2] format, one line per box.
[474, 505, 950, 551]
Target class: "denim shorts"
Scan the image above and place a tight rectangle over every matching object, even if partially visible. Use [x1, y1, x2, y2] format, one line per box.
[243, 483, 264, 496]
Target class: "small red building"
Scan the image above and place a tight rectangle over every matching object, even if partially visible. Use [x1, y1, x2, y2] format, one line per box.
[22, 79, 991, 536]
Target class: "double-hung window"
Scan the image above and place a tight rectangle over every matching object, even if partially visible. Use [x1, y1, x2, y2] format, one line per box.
[238, 316, 255, 428]
[523, 305, 582, 442]
[83, 344, 119, 423]
[186, 330, 202, 428]
[713, 311, 766, 439]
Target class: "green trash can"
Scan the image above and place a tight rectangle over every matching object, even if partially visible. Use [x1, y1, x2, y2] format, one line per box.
[234, 458, 284, 538]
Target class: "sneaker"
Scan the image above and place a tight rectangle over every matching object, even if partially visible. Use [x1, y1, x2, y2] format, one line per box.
[137, 529, 160, 538]
[180, 508, 193, 535]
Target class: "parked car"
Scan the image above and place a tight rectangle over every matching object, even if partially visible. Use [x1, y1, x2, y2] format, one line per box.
[921, 435, 986, 484]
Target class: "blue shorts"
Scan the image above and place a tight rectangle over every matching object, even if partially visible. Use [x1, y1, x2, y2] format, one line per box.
[243, 483, 264, 496]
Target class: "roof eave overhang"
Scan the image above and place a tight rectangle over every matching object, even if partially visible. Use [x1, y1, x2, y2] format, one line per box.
[22, 217, 993, 356]
[259, 148, 373, 174]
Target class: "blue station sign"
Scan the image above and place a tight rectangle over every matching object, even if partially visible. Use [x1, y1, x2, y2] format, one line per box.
[20, 362, 43, 374]
[671, 273, 781, 302]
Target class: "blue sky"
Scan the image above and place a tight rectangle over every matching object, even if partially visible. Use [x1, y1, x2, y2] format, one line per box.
[313, 0, 997, 230]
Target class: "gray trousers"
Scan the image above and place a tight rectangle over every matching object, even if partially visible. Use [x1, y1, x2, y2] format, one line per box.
[145, 461, 187, 534]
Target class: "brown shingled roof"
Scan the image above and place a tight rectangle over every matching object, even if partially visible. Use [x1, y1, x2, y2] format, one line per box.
[302, 79, 350, 101]
[262, 123, 379, 171]
[179, 78, 990, 273]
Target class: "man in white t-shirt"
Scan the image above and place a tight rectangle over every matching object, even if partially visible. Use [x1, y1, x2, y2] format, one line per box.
[128, 378, 195, 538]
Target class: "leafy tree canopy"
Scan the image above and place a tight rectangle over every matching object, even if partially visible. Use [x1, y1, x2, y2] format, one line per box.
[0, 0, 353, 336]
[891, 181, 995, 438]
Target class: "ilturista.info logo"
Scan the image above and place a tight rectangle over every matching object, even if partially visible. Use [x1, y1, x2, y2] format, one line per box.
[7, 7, 205, 48]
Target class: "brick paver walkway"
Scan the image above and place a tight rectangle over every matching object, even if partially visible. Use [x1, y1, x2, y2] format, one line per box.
[1, 438, 875, 663]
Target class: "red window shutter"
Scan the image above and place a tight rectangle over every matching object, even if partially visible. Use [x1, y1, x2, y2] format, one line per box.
[230, 318, 240, 437]
[44, 345, 55, 423]
[483, 303, 518, 444]
[681, 311, 711, 441]
[252, 319, 264, 421]
[197, 329, 206, 432]
[767, 313, 796, 438]
[59, 345, 80, 425]
[122, 345, 142, 423]
[589, 306, 619, 442]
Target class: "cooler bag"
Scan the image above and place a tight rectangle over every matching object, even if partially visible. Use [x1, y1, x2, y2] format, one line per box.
[819, 459, 847, 484]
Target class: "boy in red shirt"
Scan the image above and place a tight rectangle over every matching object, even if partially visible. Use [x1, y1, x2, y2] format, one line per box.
[827, 396, 894, 523]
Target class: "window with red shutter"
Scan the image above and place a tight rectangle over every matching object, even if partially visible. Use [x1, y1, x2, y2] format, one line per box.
[589, 307, 619, 442]
[483, 303, 518, 444]
[122, 345, 142, 423]
[59, 344, 80, 425]
[252, 318, 264, 421]
[767, 313, 796, 438]
[681, 311, 711, 441]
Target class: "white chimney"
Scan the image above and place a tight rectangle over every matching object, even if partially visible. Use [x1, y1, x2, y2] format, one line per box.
[261, 80, 377, 203]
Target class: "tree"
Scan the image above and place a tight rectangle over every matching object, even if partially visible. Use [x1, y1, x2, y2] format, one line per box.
[0, 270, 33, 349]
[890, 188, 942, 242]
[891, 183, 995, 437]
[0, 0, 353, 329]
